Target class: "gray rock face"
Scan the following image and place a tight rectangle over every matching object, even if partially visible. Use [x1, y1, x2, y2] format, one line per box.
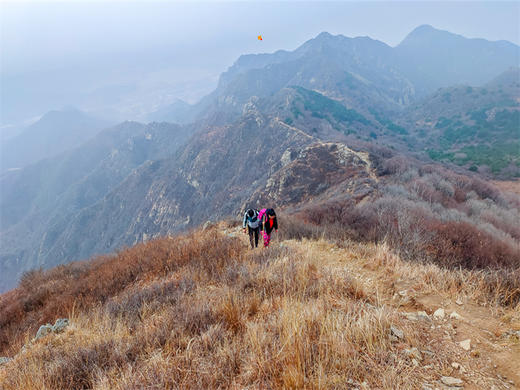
[450, 311, 462, 320]
[52, 318, 70, 333]
[402, 312, 419, 321]
[440, 376, 463, 387]
[34, 318, 69, 340]
[390, 325, 404, 340]
[248, 142, 375, 208]
[35, 324, 54, 340]
[0, 357, 11, 365]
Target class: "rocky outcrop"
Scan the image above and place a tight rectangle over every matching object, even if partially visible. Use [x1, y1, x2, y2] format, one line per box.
[0, 318, 70, 368]
[248, 142, 377, 208]
[0, 356, 11, 366]
[34, 318, 70, 341]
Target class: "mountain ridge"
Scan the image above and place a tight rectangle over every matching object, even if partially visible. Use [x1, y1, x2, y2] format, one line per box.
[156, 25, 518, 127]
[1, 25, 519, 292]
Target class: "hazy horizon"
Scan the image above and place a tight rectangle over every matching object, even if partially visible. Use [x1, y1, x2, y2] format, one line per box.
[1, 1, 519, 128]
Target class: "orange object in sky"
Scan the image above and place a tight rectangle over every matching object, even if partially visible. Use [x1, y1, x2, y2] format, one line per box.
[258, 35, 263, 40]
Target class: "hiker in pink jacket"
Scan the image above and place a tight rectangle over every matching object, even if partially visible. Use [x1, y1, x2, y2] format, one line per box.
[258, 208, 278, 248]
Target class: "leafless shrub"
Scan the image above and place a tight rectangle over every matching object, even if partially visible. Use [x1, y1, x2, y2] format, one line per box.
[408, 178, 443, 204]
[399, 168, 419, 182]
[434, 178, 455, 198]
[427, 220, 520, 269]
[380, 156, 410, 176]
[384, 184, 413, 199]
[277, 213, 323, 241]
[468, 178, 503, 203]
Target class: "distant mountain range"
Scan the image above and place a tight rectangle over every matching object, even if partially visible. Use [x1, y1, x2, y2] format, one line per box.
[146, 99, 196, 124]
[393, 25, 519, 96]
[0, 107, 110, 172]
[155, 25, 518, 125]
[0, 25, 519, 292]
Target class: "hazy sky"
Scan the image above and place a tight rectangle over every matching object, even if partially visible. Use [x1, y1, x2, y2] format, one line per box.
[2, 1, 519, 75]
[1, 1, 519, 123]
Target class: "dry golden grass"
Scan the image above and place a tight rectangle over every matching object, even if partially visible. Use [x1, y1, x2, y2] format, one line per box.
[1, 226, 518, 389]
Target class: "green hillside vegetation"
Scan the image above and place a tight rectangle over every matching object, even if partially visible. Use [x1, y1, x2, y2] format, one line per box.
[438, 109, 519, 144]
[428, 142, 520, 174]
[287, 86, 370, 135]
[428, 109, 520, 174]
[396, 67, 520, 177]
[369, 108, 409, 135]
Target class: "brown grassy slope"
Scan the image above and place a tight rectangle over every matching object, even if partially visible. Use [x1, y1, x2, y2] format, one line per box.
[0, 229, 242, 357]
[279, 157, 520, 297]
[0, 225, 519, 389]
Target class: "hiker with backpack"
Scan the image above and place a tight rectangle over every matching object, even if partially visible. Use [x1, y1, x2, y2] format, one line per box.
[258, 208, 278, 248]
[243, 208, 260, 249]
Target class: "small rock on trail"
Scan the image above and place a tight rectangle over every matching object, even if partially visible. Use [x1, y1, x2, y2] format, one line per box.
[390, 325, 404, 340]
[459, 339, 471, 351]
[433, 308, 445, 320]
[440, 376, 463, 387]
[450, 311, 463, 320]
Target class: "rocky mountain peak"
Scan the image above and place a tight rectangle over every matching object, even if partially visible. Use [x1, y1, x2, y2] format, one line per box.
[398, 24, 457, 47]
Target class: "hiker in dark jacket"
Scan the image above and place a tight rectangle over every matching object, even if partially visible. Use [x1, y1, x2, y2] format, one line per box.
[243, 208, 260, 249]
[258, 208, 278, 248]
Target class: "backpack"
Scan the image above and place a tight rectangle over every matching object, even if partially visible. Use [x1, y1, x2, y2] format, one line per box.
[246, 209, 260, 228]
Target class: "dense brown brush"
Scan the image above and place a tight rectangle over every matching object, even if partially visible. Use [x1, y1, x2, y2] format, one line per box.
[0, 230, 242, 356]
[468, 178, 504, 202]
[293, 155, 520, 276]
[427, 220, 520, 270]
[479, 210, 520, 241]
[409, 178, 445, 204]
[483, 268, 520, 306]
[380, 156, 410, 176]
[277, 213, 323, 241]
[298, 200, 379, 242]
[51, 341, 127, 390]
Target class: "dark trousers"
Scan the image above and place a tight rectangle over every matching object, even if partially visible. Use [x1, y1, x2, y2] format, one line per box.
[248, 226, 260, 248]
